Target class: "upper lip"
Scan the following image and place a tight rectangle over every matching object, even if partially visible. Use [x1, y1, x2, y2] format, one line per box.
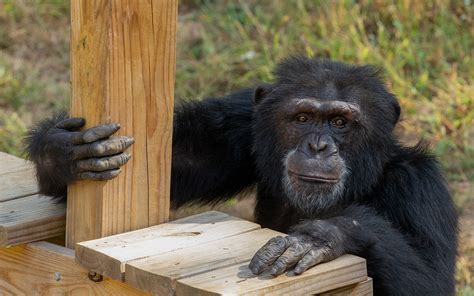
[288, 171, 339, 183]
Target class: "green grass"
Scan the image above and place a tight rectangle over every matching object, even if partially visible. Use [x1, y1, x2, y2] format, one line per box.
[0, 0, 473, 292]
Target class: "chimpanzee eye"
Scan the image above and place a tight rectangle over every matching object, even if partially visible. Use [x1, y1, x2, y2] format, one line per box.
[296, 114, 309, 124]
[331, 117, 347, 128]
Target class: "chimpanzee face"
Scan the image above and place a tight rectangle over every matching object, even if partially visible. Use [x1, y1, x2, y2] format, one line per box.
[253, 82, 365, 214]
[277, 97, 361, 214]
[252, 58, 400, 215]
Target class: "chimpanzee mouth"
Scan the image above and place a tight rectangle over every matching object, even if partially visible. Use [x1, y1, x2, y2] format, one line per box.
[288, 171, 339, 183]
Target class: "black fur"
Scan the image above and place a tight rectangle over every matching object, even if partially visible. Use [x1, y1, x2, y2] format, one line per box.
[25, 112, 75, 200]
[26, 57, 458, 295]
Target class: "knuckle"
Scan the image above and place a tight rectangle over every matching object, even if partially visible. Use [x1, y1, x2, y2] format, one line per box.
[90, 143, 105, 155]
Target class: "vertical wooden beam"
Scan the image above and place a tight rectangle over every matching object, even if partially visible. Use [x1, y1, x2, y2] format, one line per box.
[67, 0, 177, 248]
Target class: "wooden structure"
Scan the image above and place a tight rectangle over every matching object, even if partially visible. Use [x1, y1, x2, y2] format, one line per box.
[0, 155, 372, 294]
[0, 1, 373, 295]
[67, 0, 176, 248]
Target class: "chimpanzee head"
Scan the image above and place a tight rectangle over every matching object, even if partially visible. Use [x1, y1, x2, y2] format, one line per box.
[252, 57, 400, 215]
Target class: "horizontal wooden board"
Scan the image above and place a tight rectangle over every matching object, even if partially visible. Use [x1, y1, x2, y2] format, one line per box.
[76, 211, 260, 280]
[0, 169, 38, 202]
[0, 152, 32, 175]
[176, 255, 367, 296]
[0, 241, 148, 295]
[0, 194, 66, 246]
[319, 278, 373, 295]
[125, 228, 280, 295]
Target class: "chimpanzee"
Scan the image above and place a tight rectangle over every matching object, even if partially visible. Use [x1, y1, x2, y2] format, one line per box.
[26, 57, 458, 295]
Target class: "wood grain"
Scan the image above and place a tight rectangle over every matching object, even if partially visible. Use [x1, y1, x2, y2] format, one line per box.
[0, 241, 148, 295]
[0, 194, 66, 247]
[0, 152, 32, 175]
[175, 255, 367, 296]
[125, 228, 280, 295]
[0, 152, 38, 202]
[75, 211, 260, 280]
[319, 278, 373, 295]
[67, 0, 178, 248]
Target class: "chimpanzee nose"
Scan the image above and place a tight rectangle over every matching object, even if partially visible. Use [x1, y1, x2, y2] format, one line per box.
[308, 135, 328, 153]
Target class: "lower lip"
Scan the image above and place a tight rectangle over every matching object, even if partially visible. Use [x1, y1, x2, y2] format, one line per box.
[288, 171, 339, 183]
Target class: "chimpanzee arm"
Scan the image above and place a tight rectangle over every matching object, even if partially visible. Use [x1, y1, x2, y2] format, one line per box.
[171, 89, 257, 207]
[25, 89, 256, 206]
[250, 155, 457, 295]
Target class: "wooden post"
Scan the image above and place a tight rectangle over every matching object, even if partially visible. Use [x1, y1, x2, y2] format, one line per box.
[66, 0, 178, 248]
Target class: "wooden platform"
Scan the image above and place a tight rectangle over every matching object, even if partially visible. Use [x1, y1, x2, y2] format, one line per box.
[0, 152, 65, 246]
[76, 211, 372, 295]
[0, 152, 372, 295]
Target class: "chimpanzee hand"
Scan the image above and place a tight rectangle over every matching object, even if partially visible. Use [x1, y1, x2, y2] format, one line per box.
[26, 114, 135, 200]
[42, 117, 134, 181]
[249, 219, 353, 276]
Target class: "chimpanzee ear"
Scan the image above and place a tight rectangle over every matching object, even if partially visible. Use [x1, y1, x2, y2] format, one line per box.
[253, 84, 273, 105]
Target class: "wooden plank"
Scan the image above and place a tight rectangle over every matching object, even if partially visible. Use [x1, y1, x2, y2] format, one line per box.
[125, 228, 280, 295]
[0, 241, 148, 295]
[76, 211, 260, 280]
[175, 255, 367, 296]
[67, 0, 178, 248]
[0, 152, 32, 175]
[0, 194, 66, 247]
[0, 169, 38, 202]
[319, 278, 373, 295]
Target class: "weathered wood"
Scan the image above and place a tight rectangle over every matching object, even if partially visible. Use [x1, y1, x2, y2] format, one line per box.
[0, 194, 65, 247]
[125, 228, 280, 295]
[319, 278, 373, 296]
[0, 241, 148, 295]
[0, 152, 32, 175]
[175, 255, 367, 296]
[76, 211, 260, 280]
[67, 0, 178, 248]
[0, 152, 38, 202]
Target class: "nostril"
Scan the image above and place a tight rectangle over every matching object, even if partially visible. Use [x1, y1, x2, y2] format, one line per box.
[309, 142, 327, 152]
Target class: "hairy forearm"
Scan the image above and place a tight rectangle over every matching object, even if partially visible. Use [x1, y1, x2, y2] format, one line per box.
[333, 205, 450, 295]
[171, 92, 256, 208]
[25, 113, 71, 200]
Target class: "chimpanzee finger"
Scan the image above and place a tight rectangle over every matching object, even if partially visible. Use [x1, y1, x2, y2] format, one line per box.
[73, 123, 121, 144]
[270, 239, 311, 276]
[73, 136, 134, 159]
[77, 169, 121, 181]
[249, 236, 290, 275]
[76, 153, 131, 172]
[55, 117, 86, 131]
[293, 248, 326, 275]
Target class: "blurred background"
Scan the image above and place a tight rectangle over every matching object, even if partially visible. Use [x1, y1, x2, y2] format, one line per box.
[0, 0, 472, 293]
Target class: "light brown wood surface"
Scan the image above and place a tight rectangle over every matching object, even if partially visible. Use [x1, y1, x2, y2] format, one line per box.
[76, 211, 260, 280]
[125, 228, 280, 295]
[0, 152, 64, 246]
[0, 152, 38, 202]
[0, 241, 148, 295]
[0, 194, 65, 246]
[319, 278, 373, 295]
[67, 0, 178, 248]
[175, 255, 367, 296]
[0, 152, 33, 175]
[76, 211, 369, 295]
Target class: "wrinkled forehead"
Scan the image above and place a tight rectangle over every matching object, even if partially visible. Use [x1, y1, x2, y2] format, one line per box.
[289, 97, 361, 120]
